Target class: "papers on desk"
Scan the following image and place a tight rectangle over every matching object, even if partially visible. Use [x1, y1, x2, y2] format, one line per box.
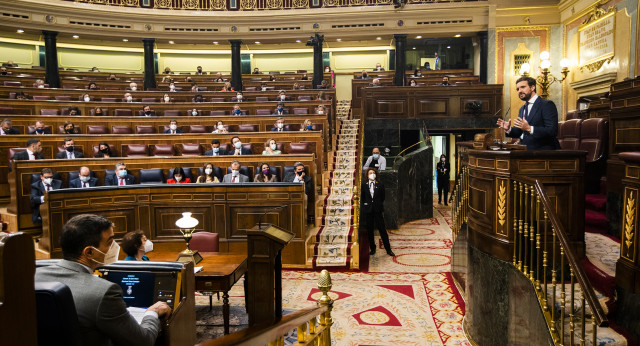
[127, 307, 147, 324]
[194, 266, 203, 274]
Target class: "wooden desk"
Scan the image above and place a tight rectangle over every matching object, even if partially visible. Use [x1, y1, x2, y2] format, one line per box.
[148, 251, 248, 335]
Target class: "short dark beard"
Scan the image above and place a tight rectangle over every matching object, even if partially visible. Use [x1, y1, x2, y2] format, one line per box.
[519, 90, 533, 101]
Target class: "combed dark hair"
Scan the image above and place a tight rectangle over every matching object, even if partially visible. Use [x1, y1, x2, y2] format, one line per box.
[516, 76, 537, 89]
[366, 167, 379, 176]
[173, 166, 185, 178]
[27, 138, 41, 147]
[60, 214, 113, 260]
[259, 162, 272, 178]
[41, 167, 52, 175]
[211, 139, 220, 145]
[121, 230, 145, 257]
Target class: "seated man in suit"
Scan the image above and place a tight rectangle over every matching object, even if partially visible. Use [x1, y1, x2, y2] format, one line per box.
[227, 136, 252, 156]
[283, 162, 313, 196]
[277, 91, 290, 102]
[439, 76, 450, 86]
[69, 166, 98, 188]
[56, 138, 84, 159]
[271, 117, 289, 132]
[105, 162, 137, 186]
[231, 104, 243, 116]
[358, 70, 370, 79]
[205, 139, 225, 156]
[1, 118, 19, 134]
[497, 76, 561, 150]
[30, 121, 51, 135]
[13, 138, 44, 161]
[222, 160, 249, 183]
[272, 103, 288, 116]
[139, 105, 156, 117]
[195, 66, 206, 75]
[35, 214, 171, 346]
[373, 62, 385, 71]
[370, 79, 381, 87]
[30, 168, 62, 224]
[163, 119, 183, 134]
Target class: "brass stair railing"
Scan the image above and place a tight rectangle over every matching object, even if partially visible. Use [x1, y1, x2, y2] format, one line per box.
[512, 177, 608, 345]
[450, 166, 469, 242]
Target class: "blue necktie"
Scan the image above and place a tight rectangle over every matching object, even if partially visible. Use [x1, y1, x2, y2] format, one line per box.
[523, 102, 529, 120]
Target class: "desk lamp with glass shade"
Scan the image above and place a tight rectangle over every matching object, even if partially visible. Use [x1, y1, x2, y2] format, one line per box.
[175, 212, 203, 264]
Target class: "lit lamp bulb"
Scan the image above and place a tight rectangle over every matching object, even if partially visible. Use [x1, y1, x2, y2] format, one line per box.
[560, 58, 570, 70]
[519, 62, 531, 76]
[540, 59, 551, 70]
[539, 51, 550, 61]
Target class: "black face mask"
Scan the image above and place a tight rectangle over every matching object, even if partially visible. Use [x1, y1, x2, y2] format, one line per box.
[296, 171, 303, 176]
[145, 111, 152, 116]
[95, 112, 103, 116]
[100, 148, 109, 153]
[0, 71, 6, 75]
[66, 146, 74, 152]
[65, 128, 74, 134]
[362, 73, 367, 78]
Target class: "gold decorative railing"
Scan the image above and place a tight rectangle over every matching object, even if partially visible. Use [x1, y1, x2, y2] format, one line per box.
[450, 165, 468, 242]
[199, 270, 334, 346]
[350, 109, 364, 268]
[65, 0, 479, 11]
[511, 177, 607, 345]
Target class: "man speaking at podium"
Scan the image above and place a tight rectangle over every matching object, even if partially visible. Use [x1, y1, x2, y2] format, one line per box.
[497, 76, 560, 150]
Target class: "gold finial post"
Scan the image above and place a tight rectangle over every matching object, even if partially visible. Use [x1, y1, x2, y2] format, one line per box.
[317, 269, 334, 346]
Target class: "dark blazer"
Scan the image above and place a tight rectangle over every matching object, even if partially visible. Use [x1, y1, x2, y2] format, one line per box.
[13, 150, 45, 161]
[29, 129, 52, 135]
[55, 151, 84, 159]
[254, 174, 278, 182]
[204, 149, 226, 156]
[105, 173, 136, 186]
[283, 172, 313, 195]
[436, 161, 450, 184]
[136, 113, 158, 117]
[35, 260, 161, 346]
[506, 96, 561, 150]
[3, 128, 19, 134]
[225, 147, 252, 155]
[271, 110, 289, 115]
[270, 127, 289, 132]
[360, 180, 385, 214]
[163, 129, 184, 134]
[69, 177, 98, 188]
[30, 179, 62, 223]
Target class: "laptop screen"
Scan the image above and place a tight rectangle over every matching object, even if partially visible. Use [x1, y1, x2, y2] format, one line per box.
[101, 270, 177, 308]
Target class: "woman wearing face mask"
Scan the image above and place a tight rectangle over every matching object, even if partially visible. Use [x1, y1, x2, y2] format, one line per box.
[299, 119, 313, 131]
[212, 121, 228, 134]
[221, 82, 234, 92]
[254, 163, 277, 182]
[121, 230, 152, 261]
[93, 107, 105, 116]
[361, 168, 394, 257]
[63, 121, 77, 134]
[94, 142, 113, 158]
[167, 167, 191, 184]
[262, 139, 281, 155]
[82, 93, 91, 102]
[436, 154, 450, 205]
[162, 94, 172, 103]
[315, 105, 326, 115]
[409, 79, 418, 87]
[196, 162, 220, 183]
[231, 104, 243, 116]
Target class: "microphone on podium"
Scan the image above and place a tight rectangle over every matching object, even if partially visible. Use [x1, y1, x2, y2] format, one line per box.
[258, 205, 289, 230]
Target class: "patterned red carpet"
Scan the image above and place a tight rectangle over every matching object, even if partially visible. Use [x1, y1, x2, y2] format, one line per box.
[195, 198, 469, 345]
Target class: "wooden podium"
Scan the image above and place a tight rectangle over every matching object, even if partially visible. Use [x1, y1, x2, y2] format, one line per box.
[245, 224, 294, 327]
[466, 149, 586, 260]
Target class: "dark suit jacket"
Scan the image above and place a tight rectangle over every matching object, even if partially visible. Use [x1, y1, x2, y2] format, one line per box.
[29, 129, 52, 135]
[163, 129, 184, 134]
[225, 147, 252, 155]
[13, 150, 45, 161]
[283, 172, 313, 195]
[55, 151, 84, 159]
[105, 173, 136, 186]
[360, 181, 385, 214]
[506, 96, 561, 150]
[136, 113, 158, 117]
[3, 128, 19, 134]
[35, 260, 161, 346]
[271, 110, 289, 115]
[436, 161, 450, 184]
[69, 177, 98, 188]
[30, 179, 62, 223]
[204, 149, 226, 156]
[270, 127, 289, 132]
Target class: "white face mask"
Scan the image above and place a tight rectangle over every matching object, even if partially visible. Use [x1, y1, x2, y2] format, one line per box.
[43, 178, 53, 185]
[91, 241, 120, 266]
[175, 176, 182, 182]
[204, 168, 213, 175]
[234, 141, 242, 149]
[280, 95, 286, 101]
[126, 96, 132, 102]
[441, 158, 445, 162]
[80, 176, 90, 182]
[270, 144, 277, 150]
[277, 122, 284, 128]
[144, 239, 153, 253]
[38, 85, 45, 88]
[192, 111, 198, 116]
[170, 124, 177, 130]
[131, 86, 137, 91]
[164, 96, 170, 102]
[262, 87, 267, 91]
[170, 85, 175, 90]
[369, 173, 376, 181]
[317, 110, 324, 114]
[231, 169, 239, 176]
[84, 97, 90, 102]
[236, 94, 243, 99]
[218, 125, 224, 130]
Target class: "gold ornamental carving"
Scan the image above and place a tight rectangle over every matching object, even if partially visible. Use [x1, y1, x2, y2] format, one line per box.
[241, 0, 256, 9]
[266, 0, 282, 9]
[121, 0, 137, 5]
[579, 57, 613, 73]
[623, 190, 636, 259]
[498, 180, 507, 226]
[350, 0, 365, 5]
[323, 0, 339, 6]
[578, 2, 616, 72]
[581, 0, 615, 25]
[292, 0, 308, 8]
[155, 0, 172, 8]
[209, 0, 226, 9]
[182, 0, 200, 9]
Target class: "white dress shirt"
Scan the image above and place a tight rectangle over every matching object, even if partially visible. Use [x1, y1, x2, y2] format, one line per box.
[27, 149, 36, 160]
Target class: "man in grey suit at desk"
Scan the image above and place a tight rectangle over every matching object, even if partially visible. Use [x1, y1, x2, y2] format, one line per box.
[35, 214, 171, 346]
[222, 160, 250, 183]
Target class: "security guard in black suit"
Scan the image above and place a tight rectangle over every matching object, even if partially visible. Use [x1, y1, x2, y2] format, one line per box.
[361, 168, 394, 256]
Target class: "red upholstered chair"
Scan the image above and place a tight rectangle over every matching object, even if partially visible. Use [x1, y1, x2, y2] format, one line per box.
[163, 110, 181, 117]
[114, 109, 133, 117]
[219, 143, 230, 153]
[256, 109, 271, 115]
[141, 98, 156, 103]
[209, 110, 225, 116]
[237, 124, 258, 132]
[245, 87, 256, 91]
[136, 125, 156, 134]
[56, 146, 83, 155]
[8, 147, 27, 165]
[3, 81, 21, 87]
[198, 87, 208, 91]
[565, 110, 579, 120]
[179, 143, 202, 156]
[27, 125, 52, 134]
[40, 109, 59, 115]
[101, 97, 117, 102]
[250, 78, 263, 82]
[123, 144, 149, 157]
[87, 125, 108, 134]
[580, 118, 609, 193]
[293, 108, 308, 114]
[255, 96, 269, 102]
[210, 98, 224, 102]
[188, 125, 208, 133]
[559, 119, 582, 150]
[297, 96, 311, 101]
[111, 126, 133, 134]
[242, 143, 253, 153]
[90, 108, 108, 116]
[151, 144, 176, 156]
[92, 145, 118, 157]
[0, 107, 14, 114]
[62, 85, 77, 89]
[288, 142, 311, 154]
[54, 96, 71, 101]
[191, 231, 221, 307]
